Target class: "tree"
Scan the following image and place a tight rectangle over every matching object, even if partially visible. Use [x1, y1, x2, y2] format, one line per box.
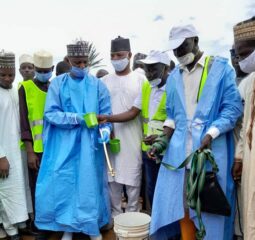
[87, 41, 104, 69]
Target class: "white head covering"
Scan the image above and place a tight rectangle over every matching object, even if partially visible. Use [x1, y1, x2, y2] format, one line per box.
[137, 50, 170, 66]
[19, 54, 34, 66]
[33, 50, 53, 68]
[169, 24, 198, 50]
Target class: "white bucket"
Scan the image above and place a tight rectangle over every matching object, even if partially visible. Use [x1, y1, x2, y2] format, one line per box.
[114, 212, 151, 240]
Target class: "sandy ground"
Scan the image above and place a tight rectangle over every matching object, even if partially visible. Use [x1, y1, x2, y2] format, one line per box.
[21, 230, 115, 240]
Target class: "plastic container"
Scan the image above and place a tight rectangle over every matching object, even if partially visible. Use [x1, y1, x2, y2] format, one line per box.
[109, 138, 120, 154]
[84, 112, 98, 128]
[114, 212, 151, 240]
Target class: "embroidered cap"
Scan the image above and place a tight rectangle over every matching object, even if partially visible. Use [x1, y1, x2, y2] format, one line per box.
[19, 54, 34, 66]
[234, 16, 255, 42]
[0, 50, 15, 69]
[67, 40, 89, 57]
[33, 50, 53, 68]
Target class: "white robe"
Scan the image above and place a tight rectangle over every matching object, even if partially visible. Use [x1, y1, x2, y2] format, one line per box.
[235, 72, 255, 239]
[102, 71, 145, 187]
[0, 86, 28, 224]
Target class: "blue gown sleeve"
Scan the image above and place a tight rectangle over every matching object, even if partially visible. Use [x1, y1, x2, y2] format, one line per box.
[209, 66, 243, 134]
[98, 80, 112, 131]
[44, 78, 84, 129]
[166, 75, 175, 122]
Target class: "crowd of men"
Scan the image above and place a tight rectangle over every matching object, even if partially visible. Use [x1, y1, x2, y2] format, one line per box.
[0, 15, 255, 240]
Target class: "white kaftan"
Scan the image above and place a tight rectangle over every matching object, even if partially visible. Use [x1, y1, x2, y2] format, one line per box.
[235, 72, 255, 239]
[0, 86, 28, 225]
[102, 71, 145, 187]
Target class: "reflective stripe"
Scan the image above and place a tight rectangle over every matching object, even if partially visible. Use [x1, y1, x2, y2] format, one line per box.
[30, 119, 43, 127]
[143, 118, 149, 124]
[197, 56, 213, 102]
[34, 134, 43, 141]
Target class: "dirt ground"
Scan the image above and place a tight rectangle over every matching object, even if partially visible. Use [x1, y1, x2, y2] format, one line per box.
[22, 230, 116, 240]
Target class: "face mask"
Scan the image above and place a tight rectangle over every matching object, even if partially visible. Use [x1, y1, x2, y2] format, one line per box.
[71, 66, 88, 78]
[149, 78, 162, 87]
[147, 66, 165, 87]
[35, 71, 52, 83]
[177, 52, 195, 66]
[111, 58, 129, 72]
[239, 50, 255, 74]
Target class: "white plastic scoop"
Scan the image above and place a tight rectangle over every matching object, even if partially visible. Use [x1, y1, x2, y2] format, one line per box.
[99, 129, 115, 177]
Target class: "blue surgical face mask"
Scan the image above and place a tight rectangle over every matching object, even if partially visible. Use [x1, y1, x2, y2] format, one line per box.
[35, 71, 52, 83]
[70, 66, 88, 78]
[111, 58, 129, 72]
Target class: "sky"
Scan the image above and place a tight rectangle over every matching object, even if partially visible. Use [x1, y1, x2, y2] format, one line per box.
[0, 0, 254, 78]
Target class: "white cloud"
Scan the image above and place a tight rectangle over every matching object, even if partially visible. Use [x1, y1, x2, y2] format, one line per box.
[0, 0, 252, 78]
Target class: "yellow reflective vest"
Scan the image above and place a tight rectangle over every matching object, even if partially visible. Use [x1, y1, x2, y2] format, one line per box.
[20, 80, 47, 153]
[141, 56, 212, 152]
[141, 81, 167, 151]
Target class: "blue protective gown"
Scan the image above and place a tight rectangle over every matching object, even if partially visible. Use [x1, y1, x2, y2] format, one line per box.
[150, 57, 243, 240]
[35, 73, 112, 236]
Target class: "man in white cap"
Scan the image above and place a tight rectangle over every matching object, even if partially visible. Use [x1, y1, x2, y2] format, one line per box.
[148, 24, 243, 240]
[17, 53, 35, 236]
[233, 16, 255, 240]
[98, 50, 175, 208]
[18, 50, 54, 240]
[35, 40, 112, 240]
[0, 50, 28, 240]
[102, 36, 146, 220]
[19, 54, 35, 81]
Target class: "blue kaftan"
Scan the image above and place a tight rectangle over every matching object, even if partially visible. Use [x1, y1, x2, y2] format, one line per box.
[35, 73, 111, 236]
[150, 57, 243, 240]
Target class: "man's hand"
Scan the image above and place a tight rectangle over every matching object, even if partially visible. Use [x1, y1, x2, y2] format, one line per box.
[163, 126, 174, 139]
[199, 134, 212, 151]
[147, 147, 158, 161]
[232, 160, 243, 181]
[97, 115, 109, 124]
[0, 157, 10, 179]
[27, 152, 40, 170]
[143, 134, 158, 145]
[98, 127, 110, 144]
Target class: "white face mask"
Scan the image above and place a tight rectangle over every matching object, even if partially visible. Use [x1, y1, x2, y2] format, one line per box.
[239, 50, 255, 74]
[177, 52, 195, 66]
[149, 78, 162, 87]
[111, 58, 129, 72]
